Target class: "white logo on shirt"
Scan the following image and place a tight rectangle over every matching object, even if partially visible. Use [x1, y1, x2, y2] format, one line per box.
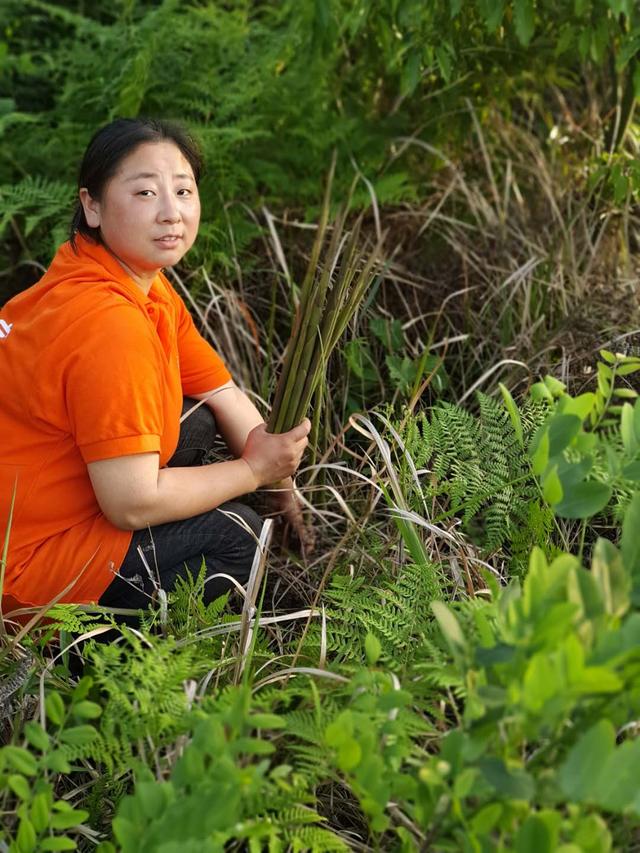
[0, 319, 12, 339]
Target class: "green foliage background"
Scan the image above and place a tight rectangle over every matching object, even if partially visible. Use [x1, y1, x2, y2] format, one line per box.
[1, 0, 639, 282]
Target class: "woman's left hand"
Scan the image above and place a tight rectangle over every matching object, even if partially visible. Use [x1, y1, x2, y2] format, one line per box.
[272, 478, 315, 556]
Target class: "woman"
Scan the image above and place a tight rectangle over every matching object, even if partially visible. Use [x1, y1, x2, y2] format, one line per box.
[0, 117, 310, 616]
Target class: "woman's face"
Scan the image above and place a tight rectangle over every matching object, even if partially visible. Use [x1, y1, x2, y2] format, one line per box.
[79, 141, 201, 290]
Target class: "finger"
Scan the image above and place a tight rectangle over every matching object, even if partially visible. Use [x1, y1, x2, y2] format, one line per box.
[288, 419, 311, 439]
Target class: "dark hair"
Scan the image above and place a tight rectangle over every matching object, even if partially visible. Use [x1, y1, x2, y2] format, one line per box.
[69, 117, 202, 250]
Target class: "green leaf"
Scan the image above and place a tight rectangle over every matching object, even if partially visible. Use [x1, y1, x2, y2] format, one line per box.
[560, 392, 596, 420]
[50, 808, 89, 830]
[72, 701, 102, 720]
[547, 414, 581, 456]
[58, 726, 97, 747]
[3, 746, 38, 776]
[513, 0, 535, 47]
[135, 781, 166, 821]
[542, 465, 563, 505]
[8, 773, 31, 800]
[29, 791, 50, 833]
[591, 538, 630, 617]
[477, 0, 506, 30]
[470, 802, 502, 834]
[17, 816, 37, 853]
[615, 361, 640, 376]
[558, 719, 614, 801]
[499, 383, 524, 447]
[620, 402, 637, 453]
[337, 738, 362, 771]
[555, 481, 611, 519]
[45, 692, 65, 726]
[432, 601, 467, 654]
[364, 632, 382, 665]
[249, 713, 286, 730]
[515, 814, 555, 853]
[23, 722, 50, 753]
[42, 751, 71, 774]
[370, 316, 403, 352]
[401, 50, 421, 96]
[530, 427, 550, 475]
[478, 757, 534, 800]
[622, 461, 640, 480]
[40, 838, 78, 851]
[621, 493, 640, 578]
[229, 737, 274, 756]
[543, 375, 566, 396]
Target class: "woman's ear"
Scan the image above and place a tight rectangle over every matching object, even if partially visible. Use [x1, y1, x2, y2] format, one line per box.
[79, 188, 101, 228]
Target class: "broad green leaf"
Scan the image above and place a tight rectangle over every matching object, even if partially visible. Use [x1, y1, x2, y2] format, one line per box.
[8, 774, 31, 800]
[432, 601, 467, 653]
[477, 0, 505, 30]
[560, 392, 596, 420]
[45, 692, 65, 726]
[29, 791, 50, 833]
[17, 816, 37, 853]
[616, 361, 640, 376]
[555, 481, 611, 519]
[515, 814, 555, 853]
[522, 654, 562, 711]
[478, 757, 534, 800]
[72, 701, 102, 720]
[567, 566, 604, 621]
[229, 737, 274, 756]
[547, 414, 581, 456]
[573, 813, 612, 853]
[620, 402, 637, 453]
[558, 719, 613, 800]
[364, 632, 382, 665]
[370, 315, 403, 352]
[543, 375, 566, 396]
[135, 781, 166, 821]
[50, 808, 89, 830]
[326, 711, 352, 747]
[40, 838, 78, 851]
[23, 722, 49, 752]
[2, 746, 37, 776]
[249, 713, 286, 730]
[621, 493, 640, 578]
[470, 802, 502, 834]
[530, 381, 553, 402]
[58, 726, 98, 747]
[591, 538, 630, 617]
[401, 50, 421, 96]
[337, 738, 362, 771]
[542, 465, 563, 504]
[530, 426, 550, 474]
[622, 461, 640, 480]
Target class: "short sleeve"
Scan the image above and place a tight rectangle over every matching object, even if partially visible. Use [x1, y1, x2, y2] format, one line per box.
[173, 289, 232, 394]
[61, 307, 164, 463]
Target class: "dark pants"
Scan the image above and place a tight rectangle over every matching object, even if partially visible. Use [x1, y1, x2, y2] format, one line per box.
[98, 398, 262, 612]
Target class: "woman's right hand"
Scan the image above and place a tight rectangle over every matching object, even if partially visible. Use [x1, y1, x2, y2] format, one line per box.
[241, 419, 311, 488]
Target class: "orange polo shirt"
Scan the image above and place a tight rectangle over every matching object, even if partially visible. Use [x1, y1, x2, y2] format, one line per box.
[0, 236, 231, 608]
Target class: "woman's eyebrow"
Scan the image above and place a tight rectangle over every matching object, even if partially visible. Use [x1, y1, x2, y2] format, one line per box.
[124, 171, 193, 181]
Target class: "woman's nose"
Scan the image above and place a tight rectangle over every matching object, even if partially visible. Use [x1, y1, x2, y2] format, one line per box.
[158, 193, 181, 222]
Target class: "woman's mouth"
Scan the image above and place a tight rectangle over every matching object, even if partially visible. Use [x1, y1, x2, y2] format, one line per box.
[155, 235, 181, 248]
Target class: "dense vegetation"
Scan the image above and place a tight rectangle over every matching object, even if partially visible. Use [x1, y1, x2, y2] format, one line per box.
[1, 1, 640, 850]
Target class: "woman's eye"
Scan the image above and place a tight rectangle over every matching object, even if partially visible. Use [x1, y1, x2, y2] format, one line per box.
[177, 188, 192, 197]
[137, 190, 154, 197]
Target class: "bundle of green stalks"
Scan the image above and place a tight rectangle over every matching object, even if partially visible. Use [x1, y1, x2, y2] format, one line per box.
[267, 165, 385, 436]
